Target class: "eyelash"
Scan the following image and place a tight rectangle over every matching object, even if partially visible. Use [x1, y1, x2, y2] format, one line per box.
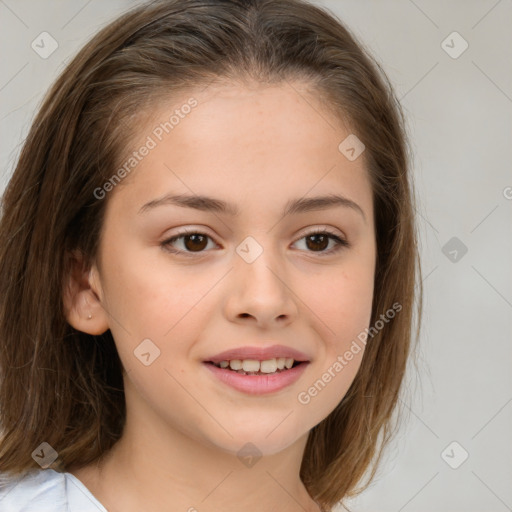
[161, 227, 350, 257]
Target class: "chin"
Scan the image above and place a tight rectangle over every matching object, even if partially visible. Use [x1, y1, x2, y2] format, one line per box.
[204, 421, 309, 458]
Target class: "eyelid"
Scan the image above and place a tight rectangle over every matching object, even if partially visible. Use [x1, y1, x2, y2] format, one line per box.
[296, 225, 345, 239]
[163, 224, 345, 241]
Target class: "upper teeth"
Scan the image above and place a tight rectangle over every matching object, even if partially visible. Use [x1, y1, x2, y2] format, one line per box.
[216, 358, 295, 372]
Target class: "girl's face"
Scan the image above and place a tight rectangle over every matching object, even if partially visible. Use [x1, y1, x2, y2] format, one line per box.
[88, 81, 375, 457]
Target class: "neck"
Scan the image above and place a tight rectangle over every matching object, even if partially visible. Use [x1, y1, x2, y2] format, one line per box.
[70, 382, 323, 512]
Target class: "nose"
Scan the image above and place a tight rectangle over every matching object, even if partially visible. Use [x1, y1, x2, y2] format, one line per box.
[224, 246, 299, 328]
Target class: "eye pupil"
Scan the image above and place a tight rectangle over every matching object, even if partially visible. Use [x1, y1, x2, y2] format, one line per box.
[184, 234, 208, 251]
[306, 234, 329, 251]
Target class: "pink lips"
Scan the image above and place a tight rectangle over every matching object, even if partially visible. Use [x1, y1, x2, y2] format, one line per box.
[204, 344, 310, 364]
[203, 360, 309, 395]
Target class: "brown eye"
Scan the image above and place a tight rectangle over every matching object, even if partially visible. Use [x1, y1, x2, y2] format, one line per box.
[305, 233, 330, 252]
[293, 229, 350, 256]
[182, 234, 208, 252]
[162, 231, 217, 255]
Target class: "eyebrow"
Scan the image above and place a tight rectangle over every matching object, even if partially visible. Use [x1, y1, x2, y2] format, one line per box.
[138, 193, 366, 222]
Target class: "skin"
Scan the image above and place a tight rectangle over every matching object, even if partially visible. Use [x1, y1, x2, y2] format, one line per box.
[65, 80, 376, 512]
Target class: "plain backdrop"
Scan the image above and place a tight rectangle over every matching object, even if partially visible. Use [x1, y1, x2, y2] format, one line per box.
[1, 1, 511, 511]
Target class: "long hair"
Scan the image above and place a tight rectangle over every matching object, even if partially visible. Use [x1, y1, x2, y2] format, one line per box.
[0, 1, 422, 509]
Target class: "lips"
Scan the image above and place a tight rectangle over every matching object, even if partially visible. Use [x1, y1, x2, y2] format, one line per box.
[204, 344, 311, 364]
[203, 359, 309, 395]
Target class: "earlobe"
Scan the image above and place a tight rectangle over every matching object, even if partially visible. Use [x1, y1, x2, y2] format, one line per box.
[62, 251, 110, 335]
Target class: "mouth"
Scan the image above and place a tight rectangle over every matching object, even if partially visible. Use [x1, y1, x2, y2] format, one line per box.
[202, 358, 310, 395]
[203, 357, 306, 375]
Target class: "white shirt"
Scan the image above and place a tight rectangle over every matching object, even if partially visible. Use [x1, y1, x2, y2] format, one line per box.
[0, 469, 107, 511]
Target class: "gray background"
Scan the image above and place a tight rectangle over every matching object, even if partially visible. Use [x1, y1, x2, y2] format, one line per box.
[1, 1, 511, 511]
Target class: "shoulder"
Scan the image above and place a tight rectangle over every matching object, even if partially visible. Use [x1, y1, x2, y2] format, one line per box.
[0, 469, 67, 511]
[0, 468, 107, 511]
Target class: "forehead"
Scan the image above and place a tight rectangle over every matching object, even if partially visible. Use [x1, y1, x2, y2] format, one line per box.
[155, 80, 352, 155]
[108, 81, 372, 219]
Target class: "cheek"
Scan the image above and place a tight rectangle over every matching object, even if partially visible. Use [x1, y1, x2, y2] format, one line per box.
[101, 243, 213, 338]
[296, 254, 374, 407]
[306, 261, 374, 348]
[295, 270, 372, 415]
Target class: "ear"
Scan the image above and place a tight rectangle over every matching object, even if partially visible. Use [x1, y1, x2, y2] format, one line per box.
[62, 250, 110, 335]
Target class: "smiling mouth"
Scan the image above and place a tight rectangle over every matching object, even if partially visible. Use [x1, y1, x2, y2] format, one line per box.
[204, 358, 305, 376]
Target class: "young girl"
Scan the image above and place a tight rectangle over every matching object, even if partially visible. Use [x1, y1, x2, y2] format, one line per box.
[0, 0, 422, 510]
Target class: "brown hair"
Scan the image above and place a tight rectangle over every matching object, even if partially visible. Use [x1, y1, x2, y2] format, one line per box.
[0, 0, 422, 509]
